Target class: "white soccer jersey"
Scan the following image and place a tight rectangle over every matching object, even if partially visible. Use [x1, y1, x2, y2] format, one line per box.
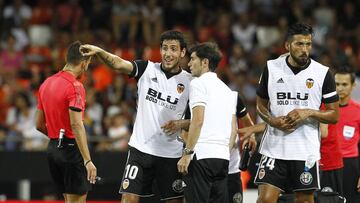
[128, 60, 192, 158]
[257, 55, 338, 161]
[190, 72, 237, 160]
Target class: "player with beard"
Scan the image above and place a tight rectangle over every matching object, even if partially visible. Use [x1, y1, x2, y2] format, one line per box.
[254, 23, 339, 203]
[80, 30, 191, 203]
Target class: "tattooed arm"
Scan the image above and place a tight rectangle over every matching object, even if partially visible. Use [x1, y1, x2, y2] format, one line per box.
[80, 44, 133, 75]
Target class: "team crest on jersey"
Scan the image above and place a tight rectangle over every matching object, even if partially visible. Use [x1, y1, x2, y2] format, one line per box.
[233, 192, 243, 203]
[258, 169, 266, 179]
[177, 83, 185, 93]
[306, 78, 314, 89]
[300, 172, 313, 185]
[172, 179, 184, 193]
[122, 179, 130, 189]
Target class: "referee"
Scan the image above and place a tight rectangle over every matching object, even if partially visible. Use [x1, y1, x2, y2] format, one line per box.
[36, 41, 97, 203]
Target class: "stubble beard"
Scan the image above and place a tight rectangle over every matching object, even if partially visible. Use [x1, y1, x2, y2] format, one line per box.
[290, 52, 309, 67]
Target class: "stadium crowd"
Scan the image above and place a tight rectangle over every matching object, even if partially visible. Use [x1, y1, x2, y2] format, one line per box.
[0, 0, 359, 152]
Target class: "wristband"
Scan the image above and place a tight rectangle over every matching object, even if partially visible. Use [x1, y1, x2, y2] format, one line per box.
[85, 160, 92, 166]
[182, 148, 194, 155]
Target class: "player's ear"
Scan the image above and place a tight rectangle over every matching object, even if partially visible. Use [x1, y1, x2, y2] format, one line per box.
[180, 48, 186, 58]
[202, 58, 209, 68]
[285, 42, 290, 51]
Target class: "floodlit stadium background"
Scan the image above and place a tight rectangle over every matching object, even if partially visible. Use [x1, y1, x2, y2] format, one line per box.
[0, 0, 359, 202]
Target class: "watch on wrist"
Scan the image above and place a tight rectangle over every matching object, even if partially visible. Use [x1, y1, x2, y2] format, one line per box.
[183, 147, 194, 155]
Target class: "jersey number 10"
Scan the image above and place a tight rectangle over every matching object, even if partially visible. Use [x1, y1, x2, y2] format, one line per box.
[124, 164, 139, 179]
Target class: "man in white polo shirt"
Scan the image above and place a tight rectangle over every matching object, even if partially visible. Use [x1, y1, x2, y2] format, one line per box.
[176, 42, 237, 203]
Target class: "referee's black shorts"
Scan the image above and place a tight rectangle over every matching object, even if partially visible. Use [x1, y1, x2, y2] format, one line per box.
[320, 167, 343, 195]
[47, 139, 91, 195]
[343, 157, 360, 202]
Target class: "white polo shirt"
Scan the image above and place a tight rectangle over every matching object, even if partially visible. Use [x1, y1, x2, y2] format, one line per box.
[189, 72, 237, 160]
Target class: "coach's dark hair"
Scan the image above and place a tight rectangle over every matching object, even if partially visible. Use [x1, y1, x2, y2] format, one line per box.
[66, 41, 90, 65]
[286, 23, 313, 41]
[189, 42, 222, 71]
[160, 30, 187, 50]
[335, 66, 356, 84]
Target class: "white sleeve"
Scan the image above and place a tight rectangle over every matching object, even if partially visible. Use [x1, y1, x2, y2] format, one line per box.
[189, 78, 207, 109]
[232, 91, 238, 115]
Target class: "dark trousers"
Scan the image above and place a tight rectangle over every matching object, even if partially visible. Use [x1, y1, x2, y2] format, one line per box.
[184, 156, 229, 203]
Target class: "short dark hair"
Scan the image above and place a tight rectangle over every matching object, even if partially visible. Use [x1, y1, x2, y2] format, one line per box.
[335, 66, 356, 84]
[160, 30, 187, 50]
[189, 42, 222, 71]
[66, 41, 90, 65]
[286, 23, 313, 41]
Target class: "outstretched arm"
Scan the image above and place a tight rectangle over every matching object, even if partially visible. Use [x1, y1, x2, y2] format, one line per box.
[80, 44, 133, 74]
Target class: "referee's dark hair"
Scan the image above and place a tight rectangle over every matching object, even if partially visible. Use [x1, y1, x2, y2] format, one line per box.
[286, 23, 313, 41]
[160, 30, 187, 50]
[66, 41, 90, 65]
[189, 42, 222, 71]
[335, 66, 356, 84]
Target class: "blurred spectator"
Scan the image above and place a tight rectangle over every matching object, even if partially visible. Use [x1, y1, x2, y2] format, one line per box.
[0, 0, 5, 33]
[229, 43, 248, 74]
[3, 0, 31, 29]
[232, 13, 256, 52]
[97, 112, 130, 152]
[253, 0, 279, 25]
[213, 12, 233, 51]
[106, 75, 126, 105]
[51, 31, 71, 69]
[231, 0, 250, 15]
[28, 0, 53, 46]
[54, 0, 83, 32]
[88, 0, 111, 30]
[323, 34, 348, 67]
[141, 0, 163, 46]
[0, 33, 25, 78]
[112, 0, 139, 46]
[337, 1, 359, 43]
[84, 88, 103, 136]
[313, 0, 335, 29]
[92, 63, 114, 91]
[5, 92, 46, 151]
[107, 113, 130, 151]
[30, 0, 53, 25]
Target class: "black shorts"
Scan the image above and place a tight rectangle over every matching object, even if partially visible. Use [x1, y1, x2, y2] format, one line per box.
[227, 172, 243, 203]
[343, 157, 360, 203]
[320, 168, 343, 195]
[47, 139, 91, 195]
[210, 172, 242, 203]
[254, 155, 320, 192]
[185, 156, 229, 203]
[119, 147, 183, 201]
